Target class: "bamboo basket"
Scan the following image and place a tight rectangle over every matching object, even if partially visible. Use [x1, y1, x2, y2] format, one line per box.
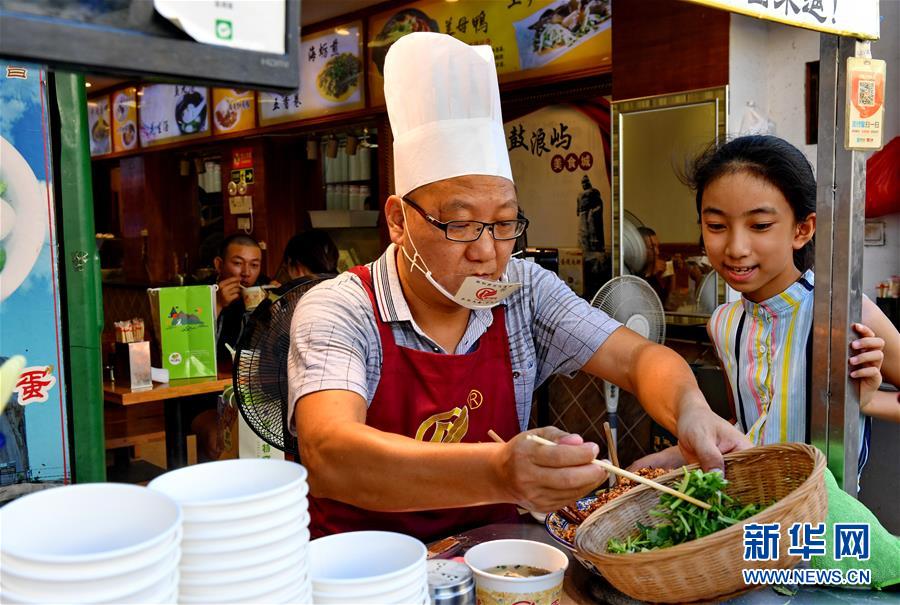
[574, 443, 827, 603]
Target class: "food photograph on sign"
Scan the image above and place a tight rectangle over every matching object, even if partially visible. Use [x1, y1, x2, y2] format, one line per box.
[112, 88, 138, 152]
[212, 89, 256, 134]
[259, 22, 365, 126]
[304, 23, 365, 109]
[139, 85, 210, 147]
[316, 52, 362, 102]
[88, 96, 111, 156]
[514, 0, 611, 70]
[369, 9, 439, 76]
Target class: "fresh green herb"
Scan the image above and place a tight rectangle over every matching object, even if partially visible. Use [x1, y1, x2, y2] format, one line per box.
[772, 584, 799, 597]
[0, 245, 5, 272]
[607, 468, 766, 554]
[0, 180, 7, 196]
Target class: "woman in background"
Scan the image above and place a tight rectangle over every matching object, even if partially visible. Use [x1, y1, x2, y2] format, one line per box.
[275, 230, 339, 294]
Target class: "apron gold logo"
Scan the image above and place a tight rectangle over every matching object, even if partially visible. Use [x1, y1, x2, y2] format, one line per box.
[415, 389, 486, 443]
[416, 406, 469, 443]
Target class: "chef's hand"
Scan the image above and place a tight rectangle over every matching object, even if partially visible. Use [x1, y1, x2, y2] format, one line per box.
[497, 426, 607, 513]
[849, 322, 885, 411]
[627, 444, 685, 472]
[676, 401, 751, 472]
[216, 276, 242, 315]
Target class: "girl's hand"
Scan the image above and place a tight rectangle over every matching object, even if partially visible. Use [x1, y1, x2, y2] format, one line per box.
[850, 323, 885, 410]
[627, 445, 685, 472]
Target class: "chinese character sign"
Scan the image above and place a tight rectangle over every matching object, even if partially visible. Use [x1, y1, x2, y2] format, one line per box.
[368, 0, 612, 106]
[111, 87, 138, 153]
[211, 89, 256, 134]
[845, 57, 885, 151]
[139, 84, 210, 147]
[259, 21, 365, 126]
[0, 62, 70, 484]
[506, 104, 611, 296]
[506, 105, 610, 251]
[87, 95, 111, 156]
[681, 0, 878, 39]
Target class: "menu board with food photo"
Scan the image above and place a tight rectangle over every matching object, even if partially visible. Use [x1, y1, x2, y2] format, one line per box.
[368, 0, 611, 105]
[111, 87, 138, 153]
[87, 95, 111, 156]
[212, 89, 256, 135]
[139, 84, 210, 147]
[258, 22, 364, 126]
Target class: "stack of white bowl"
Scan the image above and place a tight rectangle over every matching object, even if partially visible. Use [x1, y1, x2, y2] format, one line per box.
[310, 531, 428, 604]
[0, 484, 181, 604]
[148, 459, 311, 604]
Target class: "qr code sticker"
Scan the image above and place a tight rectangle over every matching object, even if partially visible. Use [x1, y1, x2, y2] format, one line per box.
[858, 80, 875, 106]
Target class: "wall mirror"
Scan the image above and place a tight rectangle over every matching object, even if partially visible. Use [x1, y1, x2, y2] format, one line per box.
[611, 86, 728, 322]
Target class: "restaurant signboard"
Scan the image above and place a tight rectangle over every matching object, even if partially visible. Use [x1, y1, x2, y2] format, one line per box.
[258, 21, 365, 127]
[681, 0, 879, 40]
[506, 104, 611, 293]
[211, 89, 257, 135]
[367, 0, 612, 106]
[139, 84, 211, 147]
[111, 87, 138, 153]
[0, 62, 71, 487]
[87, 95, 111, 156]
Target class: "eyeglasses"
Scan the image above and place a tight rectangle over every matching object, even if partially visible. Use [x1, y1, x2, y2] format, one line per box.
[401, 196, 529, 243]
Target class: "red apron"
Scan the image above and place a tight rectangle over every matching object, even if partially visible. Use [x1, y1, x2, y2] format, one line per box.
[308, 265, 520, 542]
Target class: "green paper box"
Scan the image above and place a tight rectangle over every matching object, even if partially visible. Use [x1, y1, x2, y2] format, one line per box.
[150, 286, 217, 380]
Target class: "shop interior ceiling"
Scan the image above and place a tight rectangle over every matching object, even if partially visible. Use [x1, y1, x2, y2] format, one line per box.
[83, 0, 384, 91]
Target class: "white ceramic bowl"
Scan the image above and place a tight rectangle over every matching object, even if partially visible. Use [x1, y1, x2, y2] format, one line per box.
[179, 544, 306, 585]
[178, 558, 307, 601]
[181, 493, 307, 541]
[179, 482, 309, 524]
[312, 561, 424, 598]
[180, 578, 302, 604]
[0, 528, 181, 581]
[309, 531, 426, 593]
[0, 484, 181, 564]
[179, 525, 308, 572]
[464, 539, 568, 605]
[0, 553, 178, 604]
[115, 567, 179, 604]
[1, 543, 179, 599]
[180, 512, 309, 555]
[148, 459, 307, 508]
[312, 578, 427, 604]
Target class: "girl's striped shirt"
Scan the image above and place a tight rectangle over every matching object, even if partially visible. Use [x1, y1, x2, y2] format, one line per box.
[708, 270, 870, 473]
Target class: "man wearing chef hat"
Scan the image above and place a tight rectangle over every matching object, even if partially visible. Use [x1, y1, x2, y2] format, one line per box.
[287, 33, 750, 541]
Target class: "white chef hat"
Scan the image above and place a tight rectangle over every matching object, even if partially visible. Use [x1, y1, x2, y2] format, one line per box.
[384, 32, 512, 198]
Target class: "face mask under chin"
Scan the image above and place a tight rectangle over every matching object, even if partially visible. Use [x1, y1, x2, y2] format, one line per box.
[399, 201, 522, 310]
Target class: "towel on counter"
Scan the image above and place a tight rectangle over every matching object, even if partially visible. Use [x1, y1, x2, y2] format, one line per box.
[810, 468, 900, 590]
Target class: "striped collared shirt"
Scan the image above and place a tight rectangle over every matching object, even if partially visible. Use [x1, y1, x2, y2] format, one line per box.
[709, 270, 816, 445]
[708, 270, 870, 476]
[287, 244, 622, 435]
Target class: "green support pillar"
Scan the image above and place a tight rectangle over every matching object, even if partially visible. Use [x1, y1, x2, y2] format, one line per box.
[55, 72, 106, 483]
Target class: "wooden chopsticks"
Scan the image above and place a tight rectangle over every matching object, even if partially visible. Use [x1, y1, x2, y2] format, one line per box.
[602, 421, 618, 487]
[525, 434, 712, 510]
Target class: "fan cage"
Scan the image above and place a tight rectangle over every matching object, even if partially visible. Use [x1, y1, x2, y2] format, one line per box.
[233, 277, 331, 456]
[589, 275, 666, 345]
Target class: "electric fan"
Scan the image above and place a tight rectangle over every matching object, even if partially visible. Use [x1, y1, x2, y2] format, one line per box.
[590, 276, 666, 477]
[233, 276, 332, 455]
[621, 213, 648, 276]
[696, 270, 718, 314]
